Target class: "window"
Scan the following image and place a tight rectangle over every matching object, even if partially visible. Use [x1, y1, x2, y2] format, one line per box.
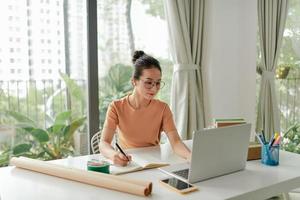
[276, 0, 300, 154]
[97, 0, 172, 127]
[257, 0, 300, 154]
[0, 0, 88, 167]
[275, 0, 300, 131]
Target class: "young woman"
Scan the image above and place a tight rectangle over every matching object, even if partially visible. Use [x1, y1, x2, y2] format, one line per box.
[99, 50, 191, 166]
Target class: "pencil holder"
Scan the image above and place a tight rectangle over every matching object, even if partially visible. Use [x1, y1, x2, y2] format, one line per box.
[261, 144, 279, 166]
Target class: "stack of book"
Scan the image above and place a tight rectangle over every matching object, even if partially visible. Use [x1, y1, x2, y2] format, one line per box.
[213, 118, 261, 160]
[214, 118, 246, 128]
[247, 142, 261, 161]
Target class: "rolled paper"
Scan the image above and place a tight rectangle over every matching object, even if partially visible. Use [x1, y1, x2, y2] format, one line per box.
[10, 157, 152, 196]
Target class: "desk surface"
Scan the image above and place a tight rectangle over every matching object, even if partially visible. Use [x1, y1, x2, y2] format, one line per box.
[1, 141, 300, 200]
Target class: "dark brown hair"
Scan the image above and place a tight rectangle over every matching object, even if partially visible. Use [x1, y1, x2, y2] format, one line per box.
[132, 50, 161, 80]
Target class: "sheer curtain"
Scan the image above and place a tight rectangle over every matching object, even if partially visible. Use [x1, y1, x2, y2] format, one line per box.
[164, 0, 205, 139]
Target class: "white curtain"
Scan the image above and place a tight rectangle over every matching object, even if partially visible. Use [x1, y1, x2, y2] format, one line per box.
[164, 0, 205, 139]
[257, 0, 289, 140]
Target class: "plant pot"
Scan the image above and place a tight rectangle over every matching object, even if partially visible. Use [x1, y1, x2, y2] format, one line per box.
[276, 66, 290, 79]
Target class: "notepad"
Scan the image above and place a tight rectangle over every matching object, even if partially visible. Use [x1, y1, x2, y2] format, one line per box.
[110, 153, 169, 175]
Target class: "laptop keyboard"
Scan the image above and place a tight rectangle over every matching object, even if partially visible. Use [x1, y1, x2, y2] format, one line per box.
[173, 168, 189, 179]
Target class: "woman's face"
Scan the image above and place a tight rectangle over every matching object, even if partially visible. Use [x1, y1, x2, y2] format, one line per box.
[133, 68, 162, 100]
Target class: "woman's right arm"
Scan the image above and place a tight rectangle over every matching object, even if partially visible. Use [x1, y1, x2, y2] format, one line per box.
[99, 127, 131, 166]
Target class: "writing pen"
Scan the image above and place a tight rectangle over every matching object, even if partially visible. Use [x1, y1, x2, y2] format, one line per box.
[262, 130, 266, 144]
[255, 133, 264, 145]
[115, 143, 130, 161]
[269, 133, 279, 148]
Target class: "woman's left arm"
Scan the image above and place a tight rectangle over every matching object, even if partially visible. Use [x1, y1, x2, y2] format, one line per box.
[165, 130, 191, 161]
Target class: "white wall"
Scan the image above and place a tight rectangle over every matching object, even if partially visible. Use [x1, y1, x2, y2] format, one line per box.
[202, 0, 257, 140]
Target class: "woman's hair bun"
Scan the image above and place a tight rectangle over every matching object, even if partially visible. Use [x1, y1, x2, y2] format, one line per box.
[132, 50, 145, 64]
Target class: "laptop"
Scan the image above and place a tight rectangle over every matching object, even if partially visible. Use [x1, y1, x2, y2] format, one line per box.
[159, 123, 251, 183]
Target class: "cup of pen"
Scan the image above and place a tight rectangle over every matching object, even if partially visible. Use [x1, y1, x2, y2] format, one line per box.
[256, 132, 280, 166]
[261, 144, 279, 166]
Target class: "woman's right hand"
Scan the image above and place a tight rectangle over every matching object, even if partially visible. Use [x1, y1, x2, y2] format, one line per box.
[111, 152, 132, 166]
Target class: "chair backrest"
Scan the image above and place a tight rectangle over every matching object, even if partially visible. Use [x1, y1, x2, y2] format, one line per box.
[90, 131, 118, 154]
[91, 131, 101, 154]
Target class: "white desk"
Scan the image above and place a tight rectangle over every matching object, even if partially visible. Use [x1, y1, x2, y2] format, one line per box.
[1, 141, 300, 200]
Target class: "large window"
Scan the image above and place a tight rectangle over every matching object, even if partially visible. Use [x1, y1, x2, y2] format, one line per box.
[277, 0, 300, 153]
[97, 0, 172, 128]
[257, 0, 300, 153]
[0, 0, 88, 167]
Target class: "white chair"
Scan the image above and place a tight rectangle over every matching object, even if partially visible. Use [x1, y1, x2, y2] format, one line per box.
[91, 131, 101, 154]
[284, 189, 300, 200]
[90, 131, 118, 154]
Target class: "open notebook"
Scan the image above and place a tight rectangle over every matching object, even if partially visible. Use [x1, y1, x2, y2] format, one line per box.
[110, 153, 169, 175]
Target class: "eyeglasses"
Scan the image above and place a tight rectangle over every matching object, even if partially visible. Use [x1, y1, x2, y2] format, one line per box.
[140, 79, 165, 89]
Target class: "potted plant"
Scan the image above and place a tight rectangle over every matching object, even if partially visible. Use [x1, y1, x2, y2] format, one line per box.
[0, 110, 86, 167]
[276, 63, 294, 79]
[281, 123, 300, 154]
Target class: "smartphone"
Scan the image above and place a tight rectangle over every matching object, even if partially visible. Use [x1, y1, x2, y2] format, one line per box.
[159, 177, 198, 194]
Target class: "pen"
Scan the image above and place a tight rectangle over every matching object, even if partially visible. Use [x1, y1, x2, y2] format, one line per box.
[262, 130, 266, 144]
[255, 133, 264, 145]
[269, 137, 276, 149]
[115, 143, 130, 161]
[273, 136, 281, 146]
[257, 133, 266, 144]
[269, 133, 279, 147]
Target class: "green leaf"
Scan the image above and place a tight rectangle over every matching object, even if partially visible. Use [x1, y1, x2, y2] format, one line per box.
[63, 117, 86, 141]
[47, 124, 65, 135]
[54, 111, 71, 125]
[15, 123, 35, 133]
[5, 111, 36, 127]
[31, 129, 50, 143]
[59, 72, 85, 104]
[60, 146, 74, 156]
[12, 143, 32, 155]
[0, 153, 10, 167]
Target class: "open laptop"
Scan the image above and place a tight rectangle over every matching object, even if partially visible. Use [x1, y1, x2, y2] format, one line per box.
[159, 123, 251, 183]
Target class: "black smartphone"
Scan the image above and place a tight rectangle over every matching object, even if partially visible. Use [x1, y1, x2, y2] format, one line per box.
[160, 177, 198, 194]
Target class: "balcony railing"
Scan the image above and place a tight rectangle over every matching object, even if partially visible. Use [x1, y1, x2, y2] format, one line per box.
[277, 68, 300, 131]
[0, 79, 86, 128]
[0, 72, 299, 131]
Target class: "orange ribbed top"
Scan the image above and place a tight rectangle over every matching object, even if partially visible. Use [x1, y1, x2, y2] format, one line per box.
[103, 95, 177, 149]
